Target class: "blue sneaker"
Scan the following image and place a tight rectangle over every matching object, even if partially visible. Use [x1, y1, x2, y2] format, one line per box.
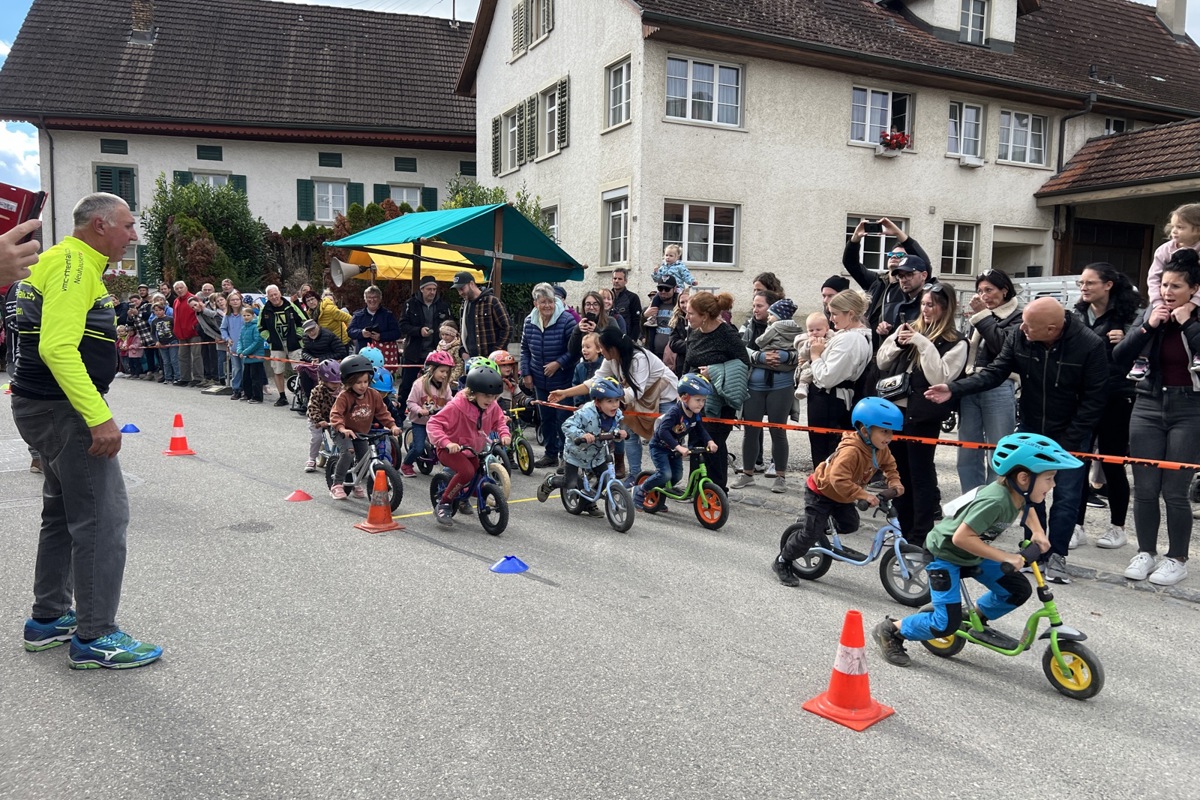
[23, 611, 78, 652]
[67, 630, 163, 670]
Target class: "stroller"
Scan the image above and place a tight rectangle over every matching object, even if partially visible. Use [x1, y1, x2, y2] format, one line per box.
[288, 361, 319, 415]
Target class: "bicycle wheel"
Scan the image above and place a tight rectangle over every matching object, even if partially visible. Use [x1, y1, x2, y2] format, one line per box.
[693, 484, 728, 530]
[605, 481, 635, 533]
[370, 460, 404, 511]
[560, 480, 585, 515]
[402, 426, 415, 455]
[478, 483, 508, 535]
[778, 523, 832, 580]
[325, 457, 339, 490]
[917, 603, 967, 657]
[1042, 642, 1105, 700]
[514, 439, 535, 475]
[416, 452, 434, 475]
[429, 471, 456, 516]
[632, 471, 665, 513]
[487, 460, 511, 500]
[879, 546, 932, 607]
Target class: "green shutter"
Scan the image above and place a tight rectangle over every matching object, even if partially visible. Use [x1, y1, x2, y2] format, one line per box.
[229, 174, 247, 194]
[557, 77, 570, 150]
[491, 116, 502, 176]
[394, 157, 417, 172]
[516, 103, 527, 166]
[297, 179, 315, 221]
[136, 245, 148, 281]
[100, 138, 128, 155]
[460, 160, 477, 177]
[421, 187, 438, 211]
[96, 165, 115, 194]
[115, 168, 137, 211]
[196, 145, 223, 161]
[348, 182, 364, 208]
[374, 184, 390, 204]
[173, 170, 193, 186]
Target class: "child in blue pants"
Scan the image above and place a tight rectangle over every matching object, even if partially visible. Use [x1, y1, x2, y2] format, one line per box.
[874, 433, 1082, 666]
[634, 373, 716, 512]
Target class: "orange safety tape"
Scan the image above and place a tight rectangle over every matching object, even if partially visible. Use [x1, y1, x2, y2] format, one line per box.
[530, 400, 1200, 472]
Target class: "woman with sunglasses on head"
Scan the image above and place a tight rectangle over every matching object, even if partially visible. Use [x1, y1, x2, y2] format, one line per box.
[876, 283, 968, 546]
[956, 269, 1022, 493]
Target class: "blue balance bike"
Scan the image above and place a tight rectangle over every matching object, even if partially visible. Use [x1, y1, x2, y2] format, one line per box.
[427, 445, 509, 535]
[536, 433, 635, 533]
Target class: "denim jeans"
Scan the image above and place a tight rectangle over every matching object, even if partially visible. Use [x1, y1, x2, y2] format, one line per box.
[1129, 389, 1200, 560]
[535, 386, 567, 459]
[403, 423, 429, 466]
[11, 396, 130, 640]
[955, 380, 1017, 493]
[643, 443, 683, 495]
[161, 345, 180, 382]
[1025, 431, 1089, 558]
[216, 349, 227, 382]
[899, 558, 1029, 641]
[624, 399, 676, 477]
[229, 354, 244, 392]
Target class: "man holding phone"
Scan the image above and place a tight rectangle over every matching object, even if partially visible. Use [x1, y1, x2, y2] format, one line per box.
[0, 219, 42, 284]
[843, 217, 933, 342]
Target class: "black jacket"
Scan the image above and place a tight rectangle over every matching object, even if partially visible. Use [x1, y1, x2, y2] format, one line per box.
[950, 312, 1108, 450]
[1112, 309, 1200, 399]
[610, 287, 644, 343]
[399, 294, 452, 363]
[843, 235, 932, 334]
[300, 327, 348, 362]
[1073, 302, 1138, 396]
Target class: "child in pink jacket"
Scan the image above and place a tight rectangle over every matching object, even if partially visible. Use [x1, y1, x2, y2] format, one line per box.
[427, 366, 510, 525]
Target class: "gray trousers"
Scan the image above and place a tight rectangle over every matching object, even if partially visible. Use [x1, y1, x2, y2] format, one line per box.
[179, 337, 203, 382]
[12, 396, 129, 639]
[1129, 389, 1200, 561]
[741, 386, 793, 473]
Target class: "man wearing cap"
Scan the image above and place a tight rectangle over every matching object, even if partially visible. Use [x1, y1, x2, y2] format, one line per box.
[843, 218, 933, 341]
[643, 275, 678, 357]
[452, 271, 510, 359]
[298, 317, 347, 401]
[820, 275, 850, 322]
[399, 275, 452, 402]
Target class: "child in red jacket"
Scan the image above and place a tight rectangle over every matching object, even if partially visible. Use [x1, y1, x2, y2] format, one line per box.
[329, 355, 401, 500]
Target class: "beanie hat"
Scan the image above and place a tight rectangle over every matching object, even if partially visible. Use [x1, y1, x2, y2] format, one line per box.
[821, 275, 851, 293]
[768, 298, 797, 321]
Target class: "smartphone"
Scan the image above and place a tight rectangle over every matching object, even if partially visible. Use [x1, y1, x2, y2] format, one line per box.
[19, 192, 46, 243]
[584, 312, 598, 323]
[863, 220, 883, 235]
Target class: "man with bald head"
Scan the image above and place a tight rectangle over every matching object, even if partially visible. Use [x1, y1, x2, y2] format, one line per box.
[925, 296, 1108, 583]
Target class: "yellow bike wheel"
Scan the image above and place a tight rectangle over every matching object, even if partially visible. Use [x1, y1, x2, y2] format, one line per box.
[1042, 642, 1105, 700]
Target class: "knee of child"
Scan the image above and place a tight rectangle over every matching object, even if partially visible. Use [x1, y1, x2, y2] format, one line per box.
[1002, 572, 1033, 608]
[930, 602, 963, 637]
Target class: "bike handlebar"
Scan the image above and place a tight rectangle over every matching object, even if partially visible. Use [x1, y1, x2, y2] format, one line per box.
[855, 487, 899, 512]
[573, 433, 624, 445]
[1000, 542, 1045, 574]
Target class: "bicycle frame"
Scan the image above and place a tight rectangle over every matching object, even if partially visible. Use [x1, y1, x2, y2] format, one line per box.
[810, 502, 920, 581]
[564, 444, 621, 507]
[339, 432, 390, 485]
[645, 447, 715, 505]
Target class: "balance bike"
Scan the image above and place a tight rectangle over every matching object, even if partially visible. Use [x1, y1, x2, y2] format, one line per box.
[536, 433, 635, 533]
[632, 446, 729, 530]
[427, 445, 509, 535]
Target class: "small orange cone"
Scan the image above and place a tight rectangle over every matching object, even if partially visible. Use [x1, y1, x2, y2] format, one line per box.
[162, 413, 196, 456]
[286, 490, 313, 502]
[354, 469, 403, 534]
[803, 610, 894, 731]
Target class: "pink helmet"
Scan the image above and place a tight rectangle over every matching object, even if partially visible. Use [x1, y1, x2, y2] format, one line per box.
[425, 350, 455, 368]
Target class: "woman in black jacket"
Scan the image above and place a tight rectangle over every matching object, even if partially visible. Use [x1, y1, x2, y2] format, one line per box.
[1071, 262, 1142, 551]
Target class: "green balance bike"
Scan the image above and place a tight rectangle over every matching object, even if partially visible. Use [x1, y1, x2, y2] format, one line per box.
[632, 446, 729, 530]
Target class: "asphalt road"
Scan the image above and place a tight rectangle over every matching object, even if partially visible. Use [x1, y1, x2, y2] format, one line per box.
[1, 378, 1197, 799]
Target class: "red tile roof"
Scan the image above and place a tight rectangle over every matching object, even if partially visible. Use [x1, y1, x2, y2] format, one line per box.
[0, 0, 475, 135]
[1037, 117, 1200, 196]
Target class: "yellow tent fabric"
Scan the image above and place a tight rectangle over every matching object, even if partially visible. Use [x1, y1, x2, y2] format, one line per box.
[345, 242, 483, 283]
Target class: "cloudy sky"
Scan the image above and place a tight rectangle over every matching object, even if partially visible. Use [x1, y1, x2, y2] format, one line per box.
[0, 0, 1196, 191]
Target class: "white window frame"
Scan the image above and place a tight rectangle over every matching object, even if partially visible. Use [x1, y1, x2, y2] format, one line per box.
[665, 55, 742, 127]
[542, 206, 559, 243]
[1104, 117, 1128, 135]
[389, 185, 421, 210]
[942, 222, 978, 276]
[850, 86, 914, 146]
[529, 0, 550, 43]
[541, 87, 559, 157]
[998, 109, 1047, 165]
[315, 181, 346, 223]
[503, 109, 520, 173]
[192, 173, 229, 188]
[606, 58, 632, 129]
[960, 0, 988, 45]
[947, 101, 984, 157]
[603, 189, 629, 266]
[662, 201, 739, 267]
[846, 215, 910, 273]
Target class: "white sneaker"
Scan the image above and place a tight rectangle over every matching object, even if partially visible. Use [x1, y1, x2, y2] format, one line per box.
[1149, 557, 1188, 586]
[1068, 524, 1087, 549]
[765, 460, 777, 478]
[1124, 551, 1159, 581]
[1095, 525, 1127, 549]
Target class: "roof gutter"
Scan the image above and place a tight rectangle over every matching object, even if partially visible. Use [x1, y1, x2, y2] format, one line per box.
[1036, 170, 1200, 199]
[1057, 92, 1096, 172]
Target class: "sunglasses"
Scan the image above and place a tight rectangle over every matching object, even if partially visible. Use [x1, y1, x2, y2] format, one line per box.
[922, 282, 950, 298]
[885, 250, 907, 259]
[657, 285, 674, 292]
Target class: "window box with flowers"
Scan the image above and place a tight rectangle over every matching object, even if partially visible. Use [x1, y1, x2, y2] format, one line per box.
[875, 130, 911, 158]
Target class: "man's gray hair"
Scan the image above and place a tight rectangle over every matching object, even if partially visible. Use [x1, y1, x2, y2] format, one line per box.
[72, 193, 128, 229]
[364, 285, 382, 298]
[531, 282, 555, 302]
[265, 284, 280, 294]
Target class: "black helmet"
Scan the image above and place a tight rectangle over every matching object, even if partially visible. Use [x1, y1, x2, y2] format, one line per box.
[339, 354, 375, 383]
[466, 366, 503, 394]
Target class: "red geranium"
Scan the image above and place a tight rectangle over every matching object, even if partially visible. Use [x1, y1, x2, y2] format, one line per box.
[879, 130, 911, 150]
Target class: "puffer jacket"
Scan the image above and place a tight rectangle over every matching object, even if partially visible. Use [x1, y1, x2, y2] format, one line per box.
[561, 401, 624, 469]
[317, 297, 352, 344]
[519, 299, 578, 392]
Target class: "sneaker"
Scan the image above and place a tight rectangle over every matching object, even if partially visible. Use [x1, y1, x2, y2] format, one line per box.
[753, 461, 766, 474]
[67, 630, 162, 670]
[1149, 557, 1188, 586]
[1085, 491, 1107, 509]
[188, 379, 202, 387]
[230, 392, 242, 401]
[435, 503, 454, 526]
[173, 380, 188, 387]
[1044, 553, 1071, 584]
[1124, 551, 1159, 581]
[533, 454, 558, 469]
[274, 395, 289, 407]
[329, 484, 347, 500]
[584, 504, 604, 517]
[23, 611, 77, 652]
[247, 399, 262, 404]
[1126, 357, 1149, 381]
[771, 476, 787, 494]
[772, 558, 800, 587]
[730, 473, 755, 489]
[352, 485, 367, 499]
[29, 458, 42, 474]
[400, 464, 416, 477]
[1069, 525, 1087, 549]
[457, 499, 474, 515]
[1095, 525, 1127, 549]
[304, 459, 316, 473]
[765, 460, 777, 478]
[873, 617, 911, 667]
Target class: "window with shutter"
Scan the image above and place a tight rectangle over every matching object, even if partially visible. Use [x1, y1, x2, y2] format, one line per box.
[421, 188, 438, 211]
[348, 183, 364, 208]
[197, 145, 223, 161]
[556, 78, 570, 150]
[100, 139, 128, 155]
[516, 103, 528, 166]
[374, 184, 390, 204]
[318, 152, 343, 168]
[491, 117, 502, 176]
[97, 166, 138, 210]
[173, 171, 193, 186]
[525, 96, 538, 161]
[230, 175, 247, 195]
[543, 0, 554, 34]
[297, 179, 315, 221]
[511, 1, 526, 56]
[394, 157, 417, 172]
[460, 160, 477, 177]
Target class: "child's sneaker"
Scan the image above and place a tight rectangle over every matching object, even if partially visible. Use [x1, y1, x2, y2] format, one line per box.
[873, 617, 911, 667]
[772, 558, 800, 587]
[304, 459, 316, 473]
[68, 630, 162, 670]
[457, 499, 474, 515]
[352, 484, 367, 499]
[435, 503, 454, 526]
[400, 463, 416, 477]
[1126, 357, 1150, 381]
[329, 485, 347, 500]
[22, 610, 77, 651]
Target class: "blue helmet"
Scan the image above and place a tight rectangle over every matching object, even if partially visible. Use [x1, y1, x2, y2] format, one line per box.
[852, 397, 903, 432]
[589, 376, 624, 400]
[676, 373, 712, 397]
[991, 433, 1082, 476]
[371, 366, 394, 393]
[361, 347, 385, 369]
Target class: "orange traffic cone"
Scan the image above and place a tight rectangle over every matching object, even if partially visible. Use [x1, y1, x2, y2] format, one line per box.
[354, 469, 403, 534]
[803, 610, 894, 731]
[162, 413, 196, 456]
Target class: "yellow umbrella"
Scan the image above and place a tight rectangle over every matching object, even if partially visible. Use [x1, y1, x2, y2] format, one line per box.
[344, 241, 483, 283]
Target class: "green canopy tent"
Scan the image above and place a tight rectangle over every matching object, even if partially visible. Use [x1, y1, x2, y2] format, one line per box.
[324, 203, 585, 291]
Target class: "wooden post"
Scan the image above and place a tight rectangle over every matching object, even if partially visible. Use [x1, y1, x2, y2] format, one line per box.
[412, 239, 422, 292]
[491, 205, 504, 293]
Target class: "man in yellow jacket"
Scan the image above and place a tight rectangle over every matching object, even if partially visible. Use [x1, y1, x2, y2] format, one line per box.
[10, 192, 163, 669]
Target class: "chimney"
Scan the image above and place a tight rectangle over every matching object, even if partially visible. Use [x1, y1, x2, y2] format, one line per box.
[130, 0, 156, 45]
[1157, 0, 1187, 39]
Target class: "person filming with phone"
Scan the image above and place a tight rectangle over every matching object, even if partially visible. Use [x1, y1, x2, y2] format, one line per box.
[843, 217, 933, 342]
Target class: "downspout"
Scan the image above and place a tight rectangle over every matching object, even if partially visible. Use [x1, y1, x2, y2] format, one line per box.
[38, 116, 56, 242]
[1051, 92, 1096, 273]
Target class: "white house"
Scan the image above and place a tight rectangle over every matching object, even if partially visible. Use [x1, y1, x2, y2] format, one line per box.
[0, 0, 477, 279]
[456, 0, 1200, 304]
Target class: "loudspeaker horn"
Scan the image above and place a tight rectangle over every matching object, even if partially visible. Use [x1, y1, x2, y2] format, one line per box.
[331, 257, 372, 287]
